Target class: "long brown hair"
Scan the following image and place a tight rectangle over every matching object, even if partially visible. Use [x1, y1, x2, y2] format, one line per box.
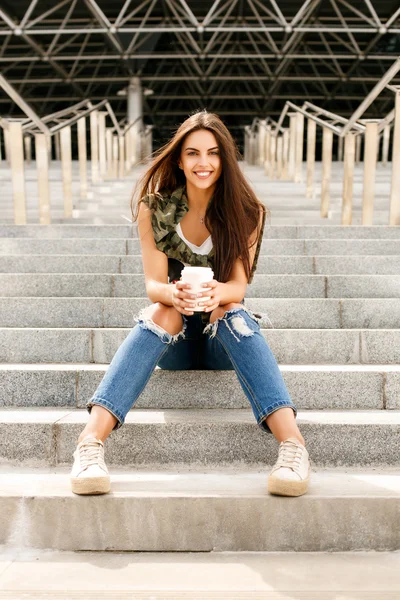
[130, 109, 270, 283]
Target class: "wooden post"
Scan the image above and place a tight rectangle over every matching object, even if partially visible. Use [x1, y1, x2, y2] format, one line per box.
[118, 134, 125, 178]
[60, 125, 73, 218]
[90, 109, 99, 183]
[35, 133, 51, 225]
[389, 91, 400, 226]
[362, 121, 379, 226]
[113, 134, 118, 178]
[106, 128, 113, 177]
[382, 124, 391, 167]
[24, 136, 32, 165]
[9, 122, 26, 224]
[98, 111, 107, 181]
[276, 135, 283, 179]
[294, 112, 304, 183]
[77, 116, 87, 199]
[341, 132, 355, 226]
[320, 127, 333, 218]
[288, 113, 297, 181]
[306, 119, 316, 198]
[282, 129, 289, 179]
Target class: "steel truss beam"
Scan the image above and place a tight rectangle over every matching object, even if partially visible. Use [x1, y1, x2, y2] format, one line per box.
[0, 0, 399, 135]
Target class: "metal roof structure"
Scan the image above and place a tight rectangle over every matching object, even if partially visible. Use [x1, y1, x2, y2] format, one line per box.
[0, 0, 400, 143]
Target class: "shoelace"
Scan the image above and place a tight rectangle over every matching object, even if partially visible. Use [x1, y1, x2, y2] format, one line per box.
[79, 440, 106, 470]
[274, 441, 304, 473]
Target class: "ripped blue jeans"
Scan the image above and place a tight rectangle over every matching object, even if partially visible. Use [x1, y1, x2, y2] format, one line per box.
[86, 305, 298, 435]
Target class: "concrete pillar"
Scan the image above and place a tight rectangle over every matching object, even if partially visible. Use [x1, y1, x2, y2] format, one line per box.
[60, 125, 73, 218]
[338, 135, 344, 161]
[35, 133, 50, 225]
[113, 134, 118, 178]
[282, 129, 289, 179]
[77, 116, 87, 199]
[288, 113, 297, 181]
[306, 119, 316, 198]
[98, 111, 107, 181]
[389, 91, 400, 226]
[269, 134, 276, 179]
[320, 127, 333, 218]
[264, 126, 271, 175]
[90, 110, 99, 184]
[127, 76, 143, 165]
[55, 132, 61, 161]
[341, 132, 355, 226]
[9, 122, 26, 224]
[294, 112, 304, 183]
[382, 124, 391, 167]
[258, 120, 266, 166]
[277, 135, 283, 179]
[118, 134, 125, 178]
[4, 127, 10, 165]
[355, 134, 362, 165]
[362, 121, 379, 226]
[46, 134, 52, 163]
[106, 128, 113, 178]
[24, 136, 32, 165]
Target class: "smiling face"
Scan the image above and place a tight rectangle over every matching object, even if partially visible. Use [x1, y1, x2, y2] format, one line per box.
[178, 129, 222, 191]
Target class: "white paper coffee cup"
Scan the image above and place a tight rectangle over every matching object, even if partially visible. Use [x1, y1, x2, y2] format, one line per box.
[181, 266, 214, 311]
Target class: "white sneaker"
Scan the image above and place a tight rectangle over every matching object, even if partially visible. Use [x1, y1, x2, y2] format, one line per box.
[70, 436, 111, 495]
[267, 437, 311, 497]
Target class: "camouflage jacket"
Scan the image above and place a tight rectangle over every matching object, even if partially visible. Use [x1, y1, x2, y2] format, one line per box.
[141, 183, 265, 285]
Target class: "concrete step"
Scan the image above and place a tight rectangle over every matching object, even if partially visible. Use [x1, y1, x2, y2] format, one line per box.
[1, 272, 400, 298]
[2, 297, 400, 329]
[0, 327, 399, 364]
[0, 363, 400, 410]
[0, 363, 398, 410]
[0, 408, 399, 469]
[2, 237, 400, 255]
[0, 549, 399, 597]
[3, 253, 400, 275]
[1, 224, 400, 238]
[0, 465, 399, 552]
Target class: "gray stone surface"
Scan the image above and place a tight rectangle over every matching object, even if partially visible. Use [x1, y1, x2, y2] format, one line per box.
[1, 327, 397, 363]
[0, 408, 399, 469]
[0, 364, 385, 410]
[0, 469, 400, 552]
[1, 161, 400, 555]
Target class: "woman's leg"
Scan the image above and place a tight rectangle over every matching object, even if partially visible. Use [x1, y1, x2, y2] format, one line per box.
[78, 304, 186, 444]
[203, 303, 304, 446]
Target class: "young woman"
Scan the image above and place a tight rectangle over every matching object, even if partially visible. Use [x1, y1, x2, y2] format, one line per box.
[70, 110, 311, 498]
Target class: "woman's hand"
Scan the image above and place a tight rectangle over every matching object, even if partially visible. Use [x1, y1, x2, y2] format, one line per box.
[196, 279, 222, 312]
[172, 280, 198, 315]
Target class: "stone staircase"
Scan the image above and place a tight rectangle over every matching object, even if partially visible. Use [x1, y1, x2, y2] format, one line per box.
[0, 163, 399, 593]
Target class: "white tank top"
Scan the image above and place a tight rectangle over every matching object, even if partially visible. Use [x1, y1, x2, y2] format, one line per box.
[175, 221, 213, 255]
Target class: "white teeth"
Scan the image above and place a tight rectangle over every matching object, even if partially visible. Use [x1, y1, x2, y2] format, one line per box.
[195, 172, 212, 177]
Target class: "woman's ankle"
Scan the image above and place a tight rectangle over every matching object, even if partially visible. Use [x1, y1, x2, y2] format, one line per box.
[78, 432, 104, 444]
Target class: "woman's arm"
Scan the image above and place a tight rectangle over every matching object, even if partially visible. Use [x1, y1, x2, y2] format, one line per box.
[137, 201, 174, 306]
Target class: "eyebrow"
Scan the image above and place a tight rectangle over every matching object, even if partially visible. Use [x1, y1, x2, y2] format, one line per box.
[184, 146, 219, 151]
